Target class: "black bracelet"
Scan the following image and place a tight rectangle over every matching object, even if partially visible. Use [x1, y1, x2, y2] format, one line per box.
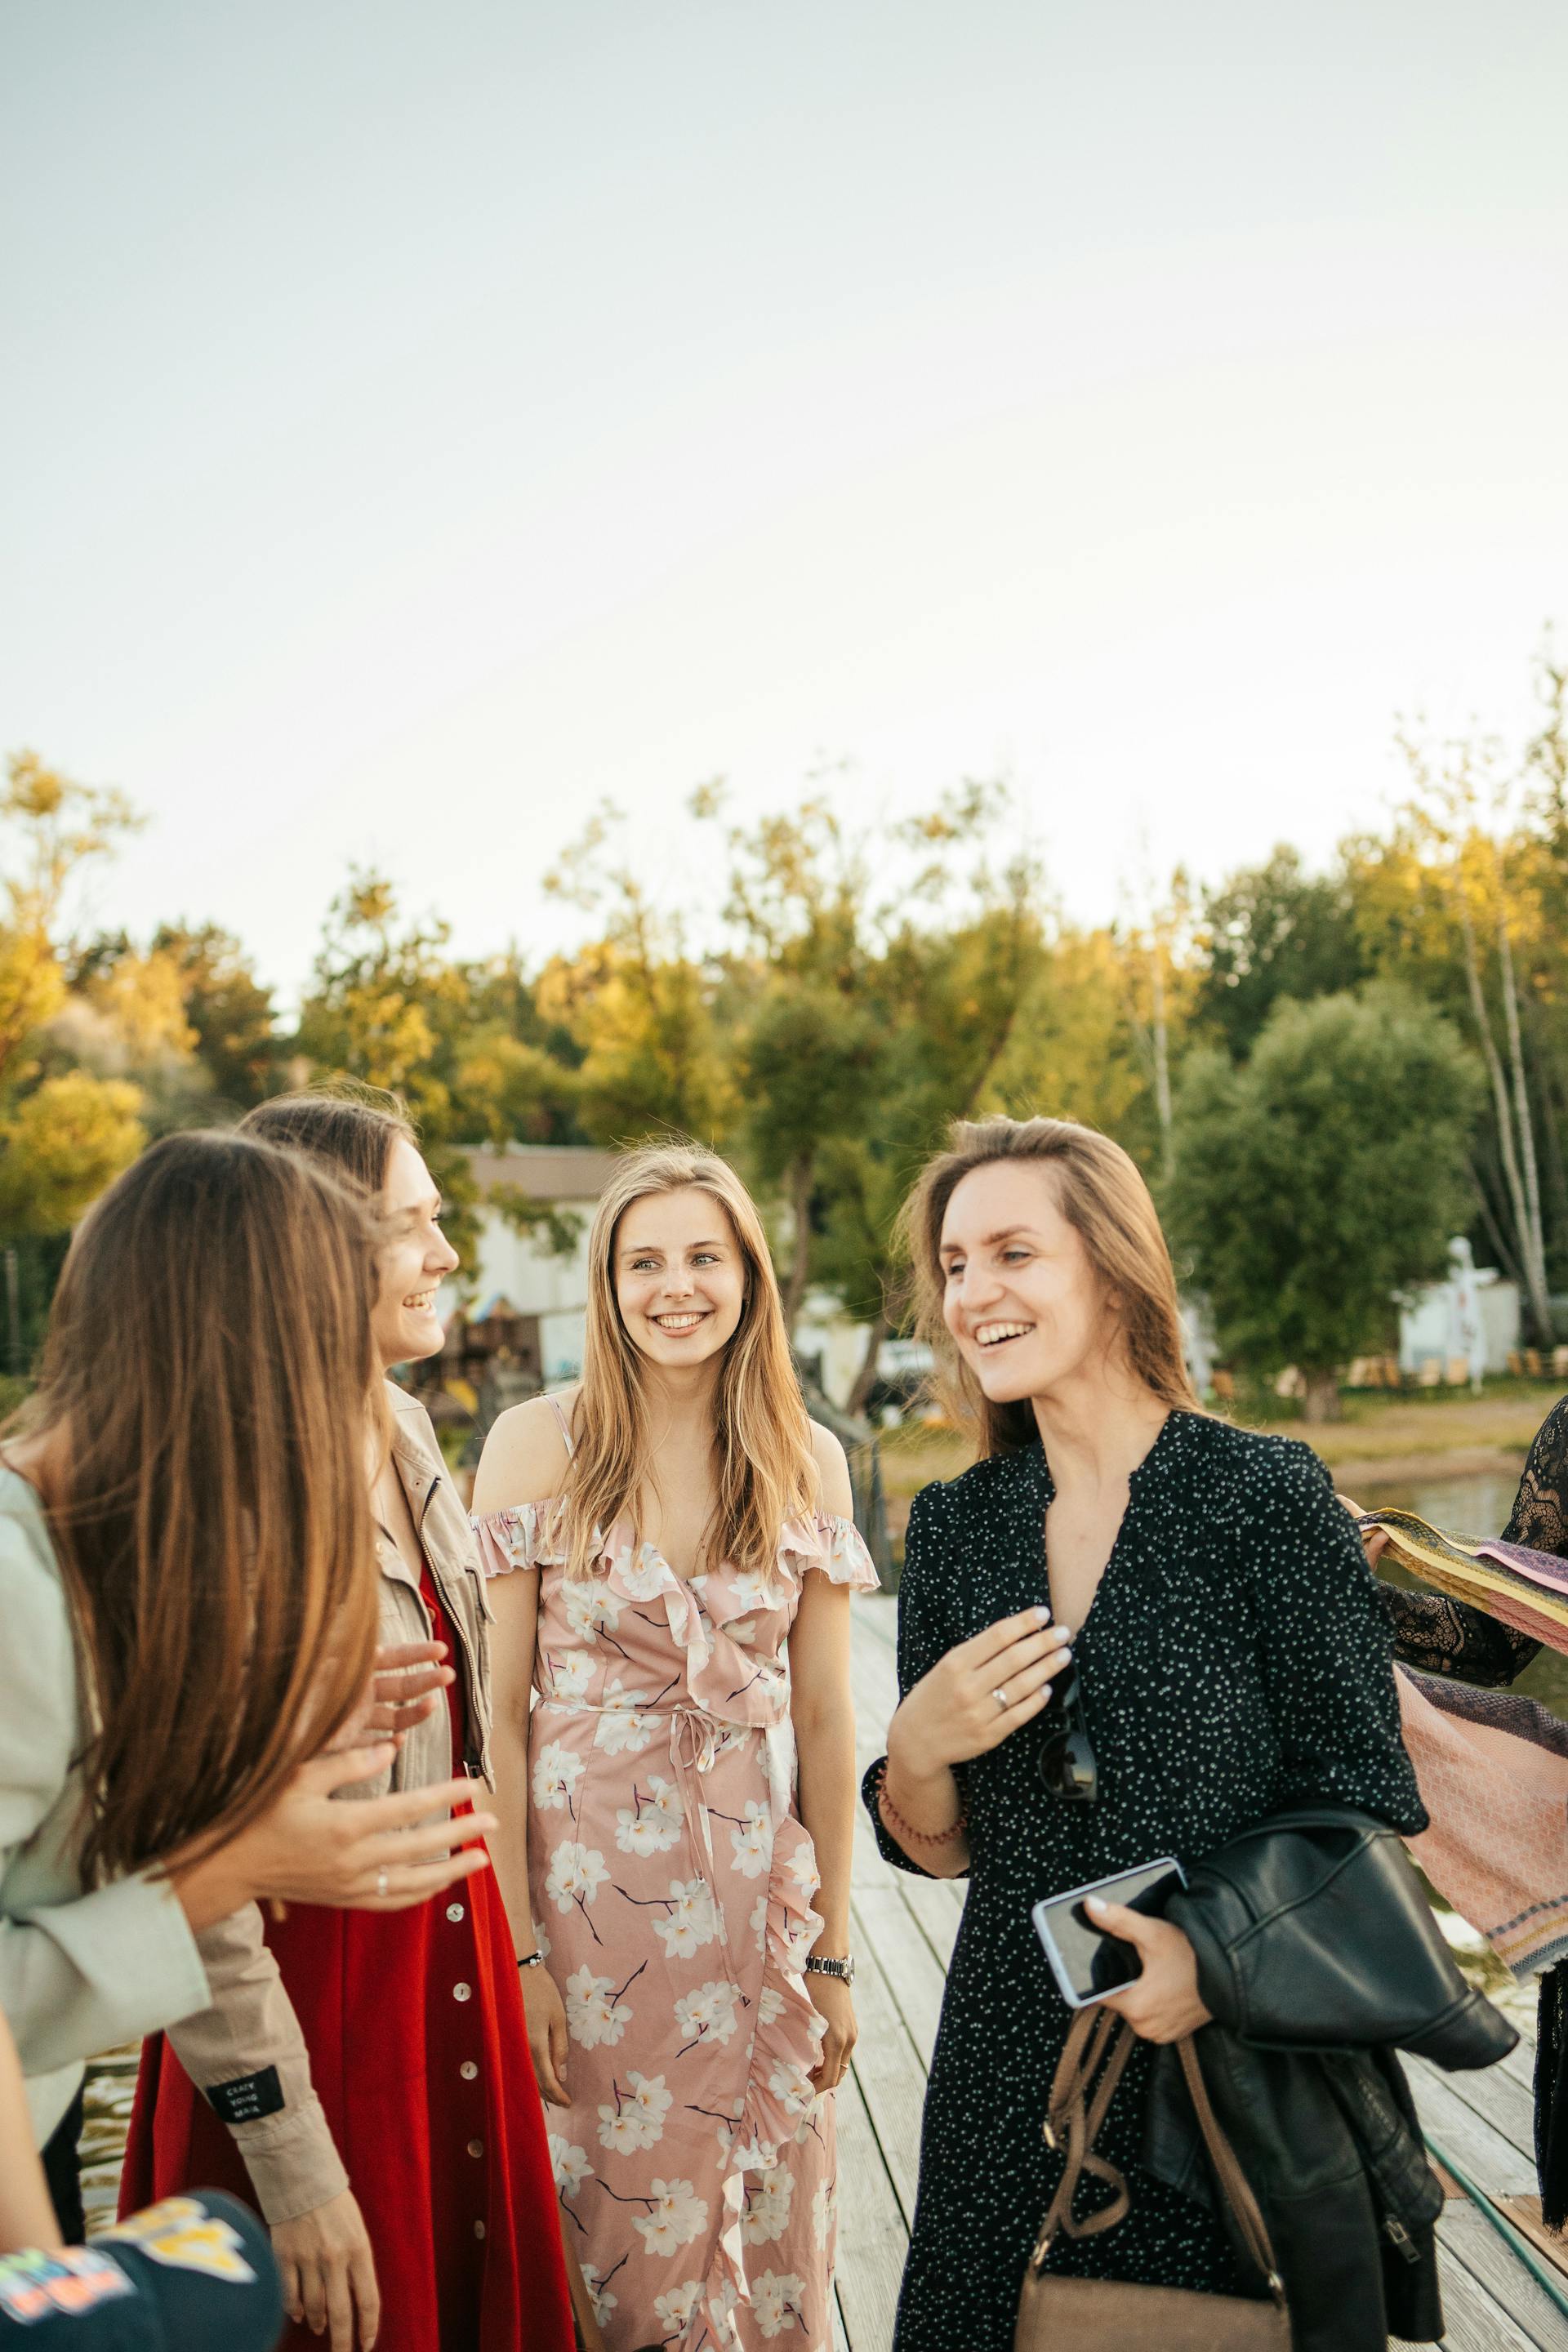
[518, 1950, 545, 1968]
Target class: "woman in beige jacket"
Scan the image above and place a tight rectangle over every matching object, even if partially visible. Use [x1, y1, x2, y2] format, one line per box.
[123, 1094, 575, 2352]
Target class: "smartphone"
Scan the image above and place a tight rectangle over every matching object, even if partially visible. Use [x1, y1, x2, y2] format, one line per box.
[1031, 1856, 1187, 2010]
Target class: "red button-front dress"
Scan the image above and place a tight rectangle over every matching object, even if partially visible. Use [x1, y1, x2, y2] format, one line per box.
[122, 1565, 575, 2352]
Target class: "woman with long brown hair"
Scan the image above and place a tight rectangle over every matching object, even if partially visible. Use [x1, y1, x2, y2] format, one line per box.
[472, 1141, 877, 2352]
[0, 1133, 494, 2172]
[864, 1116, 1424, 2351]
[122, 1092, 576, 2352]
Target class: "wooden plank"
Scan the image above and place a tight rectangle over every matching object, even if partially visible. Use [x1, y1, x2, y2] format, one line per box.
[831, 2069, 906, 2352]
[852, 1885, 949, 2066]
[831, 2282, 852, 2352]
[1410, 2057, 1540, 2198]
[1423, 2234, 1550, 2351]
[1440, 2055, 1539, 2158]
[844, 1935, 930, 2223]
[897, 1873, 964, 1971]
[1437, 2203, 1568, 2350]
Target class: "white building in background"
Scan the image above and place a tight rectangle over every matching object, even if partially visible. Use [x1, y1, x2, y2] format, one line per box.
[1397, 1239, 1521, 1382]
[435, 1144, 617, 1391]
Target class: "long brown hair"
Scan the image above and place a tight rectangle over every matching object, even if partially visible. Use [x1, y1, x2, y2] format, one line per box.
[4, 1131, 383, 1884]
[239, 1084, 414, 1197]
[900, 1115, 1200, 1459]
[560, 1143, 817, 1577]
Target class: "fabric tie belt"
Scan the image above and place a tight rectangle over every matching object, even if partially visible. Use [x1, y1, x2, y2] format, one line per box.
[538, 1695, 793, 1985]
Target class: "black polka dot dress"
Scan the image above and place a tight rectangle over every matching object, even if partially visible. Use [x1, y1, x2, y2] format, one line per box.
[863, 1410, 1427, 2352]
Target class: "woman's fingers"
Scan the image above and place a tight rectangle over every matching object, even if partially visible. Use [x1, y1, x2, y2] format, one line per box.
[278, 2256, 303, 2327]
[373, 1640, 448, 1673]
[357, 1806, 497, 1872]
[361, 1849, 494, 1908]
[325, 2256, 354, 2352]
[350, 2242, 381, 2352]
[963, 1606, 1054, 1667]
[300, 2256, 328, 2337]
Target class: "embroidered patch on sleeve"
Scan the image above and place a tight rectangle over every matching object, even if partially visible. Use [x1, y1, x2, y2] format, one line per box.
[103, 2196, 257, 2284]
[203, 2064, 285, 2125]
[0, 2246, 136, 2325]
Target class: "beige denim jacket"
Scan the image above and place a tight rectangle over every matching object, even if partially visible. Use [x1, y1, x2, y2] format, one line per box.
[164, 1383, 497, 2223]
[0, 1468, 212, 2147]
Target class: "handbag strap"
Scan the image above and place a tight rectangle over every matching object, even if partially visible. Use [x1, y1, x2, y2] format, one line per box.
[1027, 2013, 1286, 2310]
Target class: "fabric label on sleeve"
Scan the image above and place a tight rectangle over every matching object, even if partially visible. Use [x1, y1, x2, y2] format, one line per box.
[203, 2065, 285, 2125]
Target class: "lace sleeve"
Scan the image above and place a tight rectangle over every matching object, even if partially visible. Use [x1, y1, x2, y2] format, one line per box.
[1382, 1397, 1568, 1685]
[1379, 1584, 1538, 1684]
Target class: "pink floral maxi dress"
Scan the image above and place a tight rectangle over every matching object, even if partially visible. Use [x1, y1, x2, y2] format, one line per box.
[472, 1497, 877, 2352]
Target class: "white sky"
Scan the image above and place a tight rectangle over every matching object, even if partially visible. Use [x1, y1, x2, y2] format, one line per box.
[3, 1, 1566, 1000]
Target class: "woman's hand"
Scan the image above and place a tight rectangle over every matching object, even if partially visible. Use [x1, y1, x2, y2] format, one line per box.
[1338, 1493, 1389, 1571]
[273, 2188, 379, 2350]
[1088, 1898, 1211, 2043]
[806, 1972, 858, 2093]
[169, 1747, 497, 1931]
[521, 1964, 572, 2105]
[323, 1642, 454, 1752]
[888, 1606, 1072, 1774]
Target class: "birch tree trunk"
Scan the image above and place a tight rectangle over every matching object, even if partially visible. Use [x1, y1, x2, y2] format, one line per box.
[1456, 890, 1552, 1339]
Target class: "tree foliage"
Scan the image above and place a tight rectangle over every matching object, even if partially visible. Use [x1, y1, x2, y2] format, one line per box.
[1166, 989, 1484, 1414]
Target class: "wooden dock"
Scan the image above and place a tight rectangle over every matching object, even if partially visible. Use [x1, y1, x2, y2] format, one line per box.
[840, 1592, 1568, 2352]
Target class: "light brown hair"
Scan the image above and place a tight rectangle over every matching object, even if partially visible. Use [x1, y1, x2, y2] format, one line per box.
[559, 1142, 817, 1577]
[5, 1131, 382, 1884]
[900, 1114, 1200, 1458]
[240, 1084, 415, 1199]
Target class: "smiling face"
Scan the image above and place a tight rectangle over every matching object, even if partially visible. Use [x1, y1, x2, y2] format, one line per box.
[613, 1184, 747, 1372]
[938, 1159, 1119, 1403]
[372, 1138, 460, 1370]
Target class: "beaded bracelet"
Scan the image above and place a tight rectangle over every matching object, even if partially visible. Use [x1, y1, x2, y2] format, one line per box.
[872, 1756, 968, 1847]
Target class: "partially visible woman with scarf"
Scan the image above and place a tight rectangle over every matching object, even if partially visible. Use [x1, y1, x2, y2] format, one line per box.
[1349, 1395, 1568, 2228]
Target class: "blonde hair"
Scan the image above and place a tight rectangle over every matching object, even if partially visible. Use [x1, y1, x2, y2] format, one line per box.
[900, 1115, 1200, 1459]
[559, 1142, 817, 1576]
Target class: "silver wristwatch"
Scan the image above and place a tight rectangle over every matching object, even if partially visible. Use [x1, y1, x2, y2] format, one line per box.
[804, 1953, 855, 1985]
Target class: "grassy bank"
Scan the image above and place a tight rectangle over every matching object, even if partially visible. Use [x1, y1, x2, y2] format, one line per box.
[875, 1378, 1567, 1547]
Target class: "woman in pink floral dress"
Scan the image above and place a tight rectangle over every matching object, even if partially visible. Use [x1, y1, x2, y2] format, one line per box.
[473, 1144, 876, 2352]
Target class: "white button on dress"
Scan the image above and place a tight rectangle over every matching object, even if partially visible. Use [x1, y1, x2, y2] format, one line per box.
[453, 1982, 472, 2003]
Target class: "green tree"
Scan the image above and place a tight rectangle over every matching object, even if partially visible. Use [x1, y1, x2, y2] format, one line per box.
[1193, 846, 1366, 1058]
[1166, 988, 1484, 1419]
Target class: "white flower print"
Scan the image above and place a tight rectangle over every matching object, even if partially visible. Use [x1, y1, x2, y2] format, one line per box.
[742, 2164, 795, 2245]
[547, 2134, 593, 2194]
[564, 1964, 634, 2050]
[617, 1544, 671, 1601]
[596, 2069, 673, 2154]
[654, 1876, 718, 1960]
[751, 2270, 808, 2339]
[726, 1616, 757, 1648]
[563, 1577, 623, 1644]
[673, 1978, 742, 2051]
[548, 1649, 594, 1704]
[757, 1985, 786, 2027]
[653, 2280, 704, 2335]
[532, 1740, 585, 1813]
[751, 1891, 770, 1954]
[780, 1911, 817, 1967]
[579, 2262, 618, 2326]
[729, 1566, 788, 1614]
[614, 1774, 684, 1856]
[706, 2280, 741, 2344]
[812, 2176, 835, 2251]
[711, 2117, 735, 2172]
[633, 2177, 709, 2258]
[594, 1678, 658, 1755]
[544, 1839, 609, 1913]
[782, 1843, 819, 1895]
[767, 2056, 816, 2116]
[530, 1915, 551, 1961]
[728, 1799, 774, 1881]
[500, 1512, 544, 1570]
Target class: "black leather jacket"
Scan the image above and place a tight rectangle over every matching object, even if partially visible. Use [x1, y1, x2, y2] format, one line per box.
[1143, 1806, 1517, 2352]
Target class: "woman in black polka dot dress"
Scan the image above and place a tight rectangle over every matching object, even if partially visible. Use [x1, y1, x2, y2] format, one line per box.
[863, 1116, 1425, 2352]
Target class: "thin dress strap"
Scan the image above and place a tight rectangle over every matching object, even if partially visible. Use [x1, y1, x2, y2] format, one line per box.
[548, 1393, 577, 1458]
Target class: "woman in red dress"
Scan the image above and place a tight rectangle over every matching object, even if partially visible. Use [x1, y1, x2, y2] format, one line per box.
[122, 1093, 575, 2352]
